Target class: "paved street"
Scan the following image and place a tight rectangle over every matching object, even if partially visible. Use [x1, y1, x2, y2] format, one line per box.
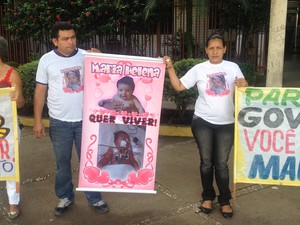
[0, 52, 300, 224]
[1, 126, 300, 225]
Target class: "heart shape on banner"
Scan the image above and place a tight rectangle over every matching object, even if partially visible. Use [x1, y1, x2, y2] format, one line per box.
[138, 169, 154, 185]
[83, 166, 110, 183]
[83, 166, 100, 183]
[145, 95, 152, 101]
[127, 172, 140, 185]
[127, 169, 154, 185]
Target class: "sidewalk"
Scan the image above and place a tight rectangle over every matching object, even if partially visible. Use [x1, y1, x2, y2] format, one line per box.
[1, 53, 300, 225]
[1, 126, 300, 225]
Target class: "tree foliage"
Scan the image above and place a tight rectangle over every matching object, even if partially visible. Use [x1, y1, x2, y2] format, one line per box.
[4, 0, 149, 42]
[145, 0, 270, 61]
[164, 58, 206, 118]
[217, 0, 270, 61]
[218, 0, 270, 33]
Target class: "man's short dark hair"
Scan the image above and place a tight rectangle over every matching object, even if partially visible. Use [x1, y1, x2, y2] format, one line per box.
[51, 22, 75, 39]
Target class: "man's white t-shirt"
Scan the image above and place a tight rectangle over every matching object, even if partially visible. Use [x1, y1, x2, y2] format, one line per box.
[180, 60, 244, 125]
[36, 49, 85, 122]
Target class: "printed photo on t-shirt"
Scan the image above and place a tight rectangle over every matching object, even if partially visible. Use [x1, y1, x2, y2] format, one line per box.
[63, 69, 83, 93]
[206, 73, 230, 96]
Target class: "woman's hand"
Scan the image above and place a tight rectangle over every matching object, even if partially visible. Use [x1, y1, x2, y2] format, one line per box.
[162, 56, 186, 92]
[163, 56, 173, 69]
[234, 77, 248, 87]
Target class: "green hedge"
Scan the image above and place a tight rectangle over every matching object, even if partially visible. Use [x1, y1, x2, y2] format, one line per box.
[164, 58, 206, 119]
[17, 60, 39, 109]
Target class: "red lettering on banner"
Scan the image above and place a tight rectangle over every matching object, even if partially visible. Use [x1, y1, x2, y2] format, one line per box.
[243, 128, 296, 154]
[285, 129, 296, 154]
[89, 114, 116, 124]
[244, 129, 260, 151]
[260, 130, 272, 152]
[122, 116, 157, 126]
[0, 138, 10, 159]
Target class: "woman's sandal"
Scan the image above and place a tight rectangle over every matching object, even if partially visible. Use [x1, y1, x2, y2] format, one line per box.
[199, 200, 213, 214]
[7, 208, 21, 220]
[220, 204, 233, 218]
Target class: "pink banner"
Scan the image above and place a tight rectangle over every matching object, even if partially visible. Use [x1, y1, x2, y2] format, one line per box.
[77, 53, 165, 193]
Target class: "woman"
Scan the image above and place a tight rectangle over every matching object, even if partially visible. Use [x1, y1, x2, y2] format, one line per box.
[163, 33, 248, 218]
[0, 36, 25, 220]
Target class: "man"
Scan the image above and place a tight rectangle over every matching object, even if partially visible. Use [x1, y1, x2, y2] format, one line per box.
[33, 22, 109, 216]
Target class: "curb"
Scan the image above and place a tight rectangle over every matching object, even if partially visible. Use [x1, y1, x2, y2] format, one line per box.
[20, 116, 49, 128]
[19, 116, 193, 137]
[159, 125, 192, 137]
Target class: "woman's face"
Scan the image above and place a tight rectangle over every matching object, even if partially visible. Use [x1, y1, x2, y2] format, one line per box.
[205, 38, 226, 64]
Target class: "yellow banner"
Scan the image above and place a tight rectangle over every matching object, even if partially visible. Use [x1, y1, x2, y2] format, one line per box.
[234, 87, 300, 186]
[0, 87, 20, 181]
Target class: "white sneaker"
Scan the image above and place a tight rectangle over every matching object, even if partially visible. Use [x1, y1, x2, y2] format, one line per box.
[92, 200, 109, 214]
[54, 198, 73, 216]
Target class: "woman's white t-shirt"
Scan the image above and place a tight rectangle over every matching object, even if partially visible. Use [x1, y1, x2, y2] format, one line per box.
[180, 60, 244, 125]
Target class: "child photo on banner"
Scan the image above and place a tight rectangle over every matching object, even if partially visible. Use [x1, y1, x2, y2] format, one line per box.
[0, 87, 20, 182]
[77, 53, 165, 194]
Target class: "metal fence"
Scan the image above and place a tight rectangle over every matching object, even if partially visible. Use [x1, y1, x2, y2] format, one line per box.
[0, 3, 267, 72]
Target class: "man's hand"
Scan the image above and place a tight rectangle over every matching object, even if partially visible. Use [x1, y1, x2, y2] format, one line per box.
[87, 48, 101, 53]
[10, 90, 17, 101]
[33, 120, 46, 138]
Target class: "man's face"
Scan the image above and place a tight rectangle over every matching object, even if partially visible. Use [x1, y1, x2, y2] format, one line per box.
[52, 29, 77, 56]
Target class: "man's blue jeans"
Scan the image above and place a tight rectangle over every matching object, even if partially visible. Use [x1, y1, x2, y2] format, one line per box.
[49, 117, 102, 204]
[191, 115, 233, 205]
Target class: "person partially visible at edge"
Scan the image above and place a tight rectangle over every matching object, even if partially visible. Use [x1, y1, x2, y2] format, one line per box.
[32, 21, 109, 216]
[0, 36, 25, 220]
[163, 33, 248, 219]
